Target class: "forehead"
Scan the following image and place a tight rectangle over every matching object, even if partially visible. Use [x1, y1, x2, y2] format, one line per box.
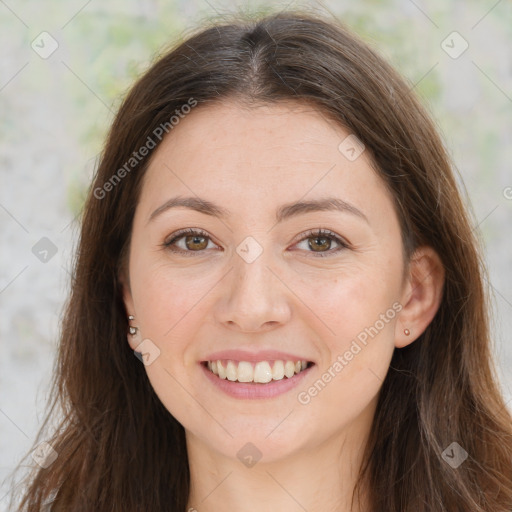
[152, 99, 352, 168]
[139, 99, 394, 224]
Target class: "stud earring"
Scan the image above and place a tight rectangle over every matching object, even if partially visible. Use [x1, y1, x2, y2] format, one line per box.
[404, 328, 410, 336]
[127, 315, 142, 344]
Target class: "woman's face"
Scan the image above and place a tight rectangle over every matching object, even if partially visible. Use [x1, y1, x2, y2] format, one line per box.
[123, 100, 409, 463]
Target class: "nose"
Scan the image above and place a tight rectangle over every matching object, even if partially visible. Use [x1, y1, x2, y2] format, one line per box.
[215, 250, 292, 333]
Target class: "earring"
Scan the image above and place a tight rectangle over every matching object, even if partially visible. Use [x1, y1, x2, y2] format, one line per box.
[404, 328, 410, 336]
[127, 315, 142, 345]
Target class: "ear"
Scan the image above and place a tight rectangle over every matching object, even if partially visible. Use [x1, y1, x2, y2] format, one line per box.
[395, 246, 445, 348]
[119, 268, 135, 312]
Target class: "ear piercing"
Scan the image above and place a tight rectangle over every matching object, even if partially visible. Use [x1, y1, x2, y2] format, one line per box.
[127, 315, 142, 344]
[128, 315, 138, 334]
[404, 328, 410, 336]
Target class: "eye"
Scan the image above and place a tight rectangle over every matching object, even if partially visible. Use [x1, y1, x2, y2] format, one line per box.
[162, 228, 349, 257]
[293, 229, 349, 257]
[163, 228, 218, 255]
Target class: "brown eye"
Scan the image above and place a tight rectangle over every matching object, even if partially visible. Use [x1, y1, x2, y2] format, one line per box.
[184, 234, 208, 251]
[293, 229, 348, 257]
[164, 228, 215, 255]
[308, 235, 332, 252]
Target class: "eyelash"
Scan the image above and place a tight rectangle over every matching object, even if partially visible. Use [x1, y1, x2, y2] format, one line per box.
[162, 228, 349, 257]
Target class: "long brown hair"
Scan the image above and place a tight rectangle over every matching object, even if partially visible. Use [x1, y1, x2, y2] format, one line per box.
[11, 9, 512, 511]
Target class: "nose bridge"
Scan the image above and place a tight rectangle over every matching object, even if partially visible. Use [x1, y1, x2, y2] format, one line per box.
[216, 239, 291, 331]
[234, 248, 271, 294]
[232, 233, 275, 291]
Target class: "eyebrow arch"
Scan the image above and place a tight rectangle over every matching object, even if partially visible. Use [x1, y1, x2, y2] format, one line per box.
[148, 195, 369, 224]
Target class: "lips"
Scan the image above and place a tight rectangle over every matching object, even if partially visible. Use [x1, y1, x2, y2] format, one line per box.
[200, 357, 314, 400]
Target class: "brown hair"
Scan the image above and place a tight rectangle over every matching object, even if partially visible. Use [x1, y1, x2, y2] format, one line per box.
[11, 9, 512, 511]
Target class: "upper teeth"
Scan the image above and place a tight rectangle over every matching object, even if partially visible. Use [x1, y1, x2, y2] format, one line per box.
[207, 360, 308, 383]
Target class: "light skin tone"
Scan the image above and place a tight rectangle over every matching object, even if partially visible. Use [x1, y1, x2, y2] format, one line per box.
[122, 100, 445, 512]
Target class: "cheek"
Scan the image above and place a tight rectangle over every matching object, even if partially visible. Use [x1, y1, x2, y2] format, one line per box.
[129, 259, 210, 423]
[300, 262, 402, 346]
[292, 283, 398, 445]
[130, 255, 212, 338]
[293, 261, 400, 404]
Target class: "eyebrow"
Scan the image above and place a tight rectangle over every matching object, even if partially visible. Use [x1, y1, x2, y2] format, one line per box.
[148, 195, 369, 224]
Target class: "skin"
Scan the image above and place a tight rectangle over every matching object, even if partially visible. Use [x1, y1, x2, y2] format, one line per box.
[122, 100, 444, 512]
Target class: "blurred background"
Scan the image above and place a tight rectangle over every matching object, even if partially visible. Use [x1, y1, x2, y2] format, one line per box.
[1, 0, 511, 507]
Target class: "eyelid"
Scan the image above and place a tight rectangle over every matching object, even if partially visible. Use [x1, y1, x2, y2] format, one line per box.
[163, 227, 210, 244]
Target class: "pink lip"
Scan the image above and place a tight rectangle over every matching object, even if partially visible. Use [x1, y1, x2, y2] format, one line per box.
[199, 361, 314, 400]
[202, 349, 314, 364]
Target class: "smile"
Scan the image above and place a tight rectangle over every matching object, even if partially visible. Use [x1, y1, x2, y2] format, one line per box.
[205, 359, 311, 383]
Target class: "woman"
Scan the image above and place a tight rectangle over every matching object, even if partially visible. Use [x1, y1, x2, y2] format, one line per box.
[13, 9, 512, 512]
